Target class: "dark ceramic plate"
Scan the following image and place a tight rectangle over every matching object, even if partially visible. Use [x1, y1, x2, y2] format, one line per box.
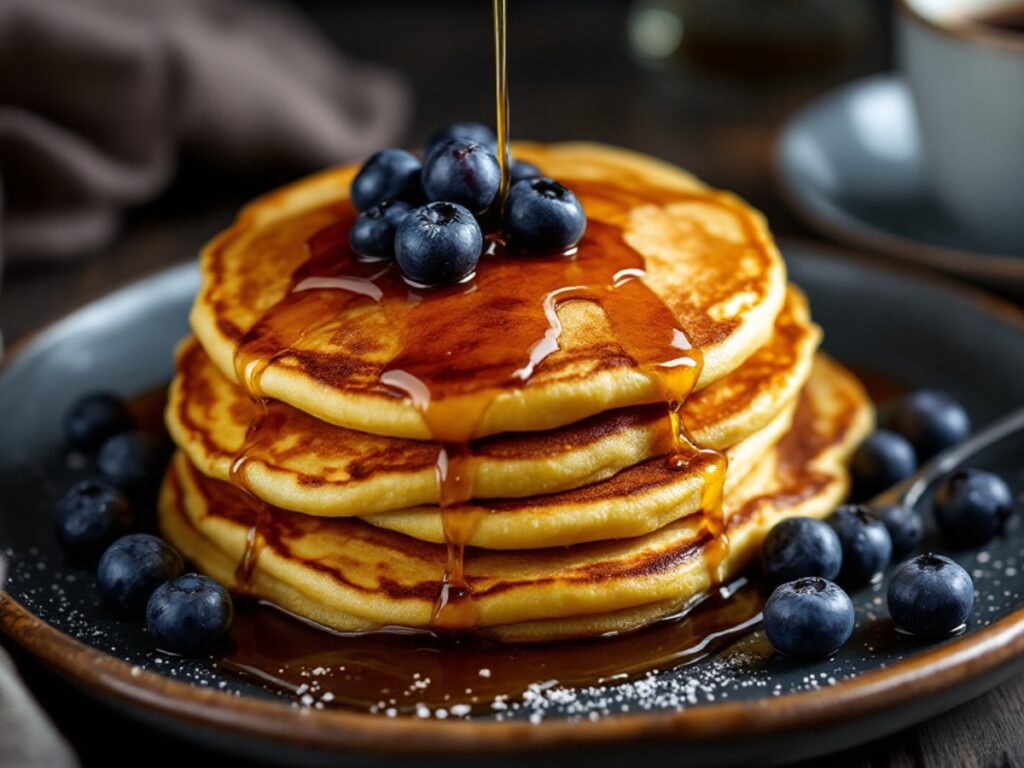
[3, 243, 1024, 767]
[776, 74, 1024, 299]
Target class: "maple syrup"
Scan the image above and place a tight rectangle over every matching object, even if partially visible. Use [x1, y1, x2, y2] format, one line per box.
[492, 0, 511, 206]
[219, 1, 731, 629]
[221, 577, 765, 714]
[228, 336, 279, 590]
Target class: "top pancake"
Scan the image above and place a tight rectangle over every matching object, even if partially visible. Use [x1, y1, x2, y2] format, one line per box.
[191, 142, 788, 440]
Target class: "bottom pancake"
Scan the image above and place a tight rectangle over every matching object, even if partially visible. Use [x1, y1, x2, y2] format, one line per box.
[159, 355, 872, 640]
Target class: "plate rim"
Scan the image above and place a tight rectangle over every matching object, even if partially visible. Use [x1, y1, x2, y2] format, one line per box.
[775, 73, 1024, 283]
[3, 250, 1024, 756]
[5, 589, 1024, 755]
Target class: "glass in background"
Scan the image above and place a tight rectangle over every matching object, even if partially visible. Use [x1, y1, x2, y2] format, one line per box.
[628, 0, 876, 115]
[629, 0, 872, 79]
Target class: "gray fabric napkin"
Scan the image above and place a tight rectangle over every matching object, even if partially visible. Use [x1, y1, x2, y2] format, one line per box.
[0, 559, 78, 768]
[0, 0, 410, 264]
[0, 645, 78, 768]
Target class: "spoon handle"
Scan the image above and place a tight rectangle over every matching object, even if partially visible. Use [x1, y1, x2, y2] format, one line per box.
[871, 404, 1024, 510]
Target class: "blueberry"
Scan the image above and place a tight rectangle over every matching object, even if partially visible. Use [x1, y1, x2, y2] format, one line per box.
[97, 534, 184, 614]
[763, 577, 855, 658]
[933, 468, 1013, 546]
[421, 139, 501, 214]
[64, 392, 132, 452]
[891, 390, 971, 460]
[887, 553, 974, 637]
[510, 160, 542, 184]
[350, 149, 422, 211]
[394, 202, 483, 287]
[348, 200, 411, 261]
[503, 178, 587, 252]
[146, 574, 234, 655]
[426, 122, 498, 155]
[830, 505, 893, 587]
[878, 503, 924, 557]
[761, 517, 842, 584]
[54, 480, 133, 562]
[851, 430, 917, 500]
[96, 431, 161, 494]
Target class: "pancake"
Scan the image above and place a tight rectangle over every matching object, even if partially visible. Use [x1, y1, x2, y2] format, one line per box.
[362, 398, 795, 549]
[159, 355, 873, 639]
[169, 287, 819, 519]
[190, 142, 788, 440]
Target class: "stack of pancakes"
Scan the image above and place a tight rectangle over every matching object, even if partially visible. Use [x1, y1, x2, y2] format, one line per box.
[160, 143, 873, 641]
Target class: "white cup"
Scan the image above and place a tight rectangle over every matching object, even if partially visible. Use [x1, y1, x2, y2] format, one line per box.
[898, 0, 1024, 253]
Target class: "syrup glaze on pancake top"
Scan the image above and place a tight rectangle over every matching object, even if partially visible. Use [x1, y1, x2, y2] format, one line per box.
[170, 286, 818, 521]
[189, 140, 788, 626]
[191, 142, 787, 443]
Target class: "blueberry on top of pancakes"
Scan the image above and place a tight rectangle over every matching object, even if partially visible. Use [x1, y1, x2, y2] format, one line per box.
[421, 139, 501, 215]
[504, 177, 586, 252]
[351, 148, 422, 211]
[349, 200, 411, 262]
[426, 121, 498, 156]
[395, 202, 483, 287]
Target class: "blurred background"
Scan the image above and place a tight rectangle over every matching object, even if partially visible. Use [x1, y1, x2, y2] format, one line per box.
[0, 0, 892, 343]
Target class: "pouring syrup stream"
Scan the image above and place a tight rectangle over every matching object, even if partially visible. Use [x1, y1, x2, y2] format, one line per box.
[493, 0, 511, 207]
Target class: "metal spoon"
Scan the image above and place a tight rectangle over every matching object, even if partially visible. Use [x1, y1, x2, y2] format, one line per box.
[869, 405, 1024, 511]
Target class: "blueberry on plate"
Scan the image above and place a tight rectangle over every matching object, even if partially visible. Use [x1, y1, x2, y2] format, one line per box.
[510, 159, 542, 184]
[54, 480, 133, 562]
[763, 577, 855, 659]
[503, 178, 587, 252]
[887, 553, 974, 637]
[933, 468, 1013, 546]
[421, 139, 501, 214]
[146, 574, 234, 656]
[877, 503, 924, 557]
[426, 121, 498, 155]
[97, 534, 184, 615]
[394, 202, 483, 287]
[890, 390, 971, 461]
[350, 149, 422, 211]
[96, 431, 161, 494]
[761, 517, 842, 584]
[850, 430, 917, 500]
[64, 392, 132, 452]
[348, 200, 412, 261]
[830, 505, 893, 587]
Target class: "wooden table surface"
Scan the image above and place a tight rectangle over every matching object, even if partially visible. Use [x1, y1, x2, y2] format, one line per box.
[3, 2, 1023, 765]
